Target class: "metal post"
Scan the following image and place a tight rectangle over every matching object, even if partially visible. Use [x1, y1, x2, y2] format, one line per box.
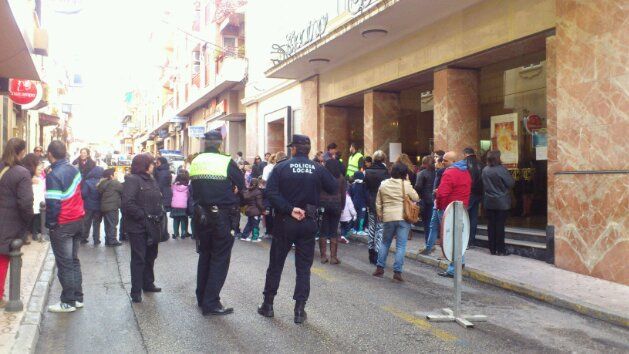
[5, 239, 24, 312]
[39, 201, 47, 241]
[453, 202, 462, 319]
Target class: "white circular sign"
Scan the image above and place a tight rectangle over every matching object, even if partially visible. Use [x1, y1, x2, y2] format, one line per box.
[441, 201, 470, 262]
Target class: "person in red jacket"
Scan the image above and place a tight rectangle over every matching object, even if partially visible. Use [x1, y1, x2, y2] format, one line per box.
[435, 151, 471, 278]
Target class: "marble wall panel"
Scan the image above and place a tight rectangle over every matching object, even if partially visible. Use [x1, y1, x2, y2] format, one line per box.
[364, 91, 400, 157]
[547, 36, 558, 227]
[320, 106, 351, 160]
[433, 69, 480, 154]
[300, 76, 320, 151]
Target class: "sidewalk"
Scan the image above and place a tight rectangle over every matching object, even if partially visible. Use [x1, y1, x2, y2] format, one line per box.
[349, 232, 629, 329]
[1, 241, 55, 354]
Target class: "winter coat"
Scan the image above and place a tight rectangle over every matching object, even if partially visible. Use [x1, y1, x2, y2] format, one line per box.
[45, 159, 84, 228]
[97, 178, 123, 212]
[81, 166, 104, 212]
[481, 165, 515, 210]
[436, 160, 472, 211]
[465, 156, 484, 196]
[340, 193, 357, 222]
[350, 171, 368, 211]
[243, 187, 264, 217]
[320, 175, 347, 213]
[121, 173, 164, 236]
[72, 157, 96, 178]
[0, 163, 34, 254]
[364, 162, 390, 210]
[251, 162, 264, 179]
[171, 183, 190, 209]
[376, 178, 419, 223]
[32, 175, 46, 214]
[415, 168, 435, 203]
[154, 163, 172, 208]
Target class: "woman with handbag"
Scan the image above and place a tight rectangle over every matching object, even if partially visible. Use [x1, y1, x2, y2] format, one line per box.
[319, 159, 346, 264]
[122, 154, 164, 303]
[373, 162, 419, 282]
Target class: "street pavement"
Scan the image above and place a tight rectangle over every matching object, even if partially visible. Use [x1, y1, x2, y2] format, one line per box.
[36, 234, 629, 353]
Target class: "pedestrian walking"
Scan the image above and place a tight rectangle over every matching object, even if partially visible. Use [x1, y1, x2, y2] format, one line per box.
[154, 157, 172, 241]
[481, 150, 515, 256]
[364, 150, 389, 264]
[122, 153, 164, 303]
[435, 151, 472, 278]
[97, 168, 123, 246]
[21, 153, 43, 243]
[190, 130, 245, 316]
[0, 138, 34, 308]
[372, 163, 419, 282]
[72, 147, 96, 178]
[170, 170, 192, 239]
[257, 134, 336, 324]
[350, 170, 368, 235]
[464, 147, 483, 247]
[80, 166, 104, 244]
[319, 159, 347, 263]
[45, 141, 85, 313]
[415, 156, 435, 249]
[339, 190, 356, 239]
[240, 177, 265, 242]
[346, 142, 364, 180]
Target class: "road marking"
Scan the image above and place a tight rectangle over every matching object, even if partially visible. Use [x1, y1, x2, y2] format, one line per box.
[311, 267, 335, 282]
[382, 306, 458, 342]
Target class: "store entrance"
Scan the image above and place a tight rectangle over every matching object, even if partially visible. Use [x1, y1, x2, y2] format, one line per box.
[266, 119, 284, 155]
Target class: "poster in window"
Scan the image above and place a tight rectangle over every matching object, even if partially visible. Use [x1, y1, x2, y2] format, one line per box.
[490, 113, 519, 167]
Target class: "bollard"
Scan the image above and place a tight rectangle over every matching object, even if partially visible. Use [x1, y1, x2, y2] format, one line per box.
[5, 238, 24, 312]
[40, 201, 47, 241]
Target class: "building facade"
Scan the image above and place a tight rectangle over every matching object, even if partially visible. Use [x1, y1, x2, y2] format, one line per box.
[243, 0, 628, 285]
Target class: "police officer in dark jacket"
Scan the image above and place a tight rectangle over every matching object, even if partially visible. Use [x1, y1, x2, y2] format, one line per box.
[190, 130, 245, 316]
[257, 134, 337, 324]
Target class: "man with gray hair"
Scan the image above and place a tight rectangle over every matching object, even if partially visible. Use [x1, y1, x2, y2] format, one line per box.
[363, 150, 389, 264]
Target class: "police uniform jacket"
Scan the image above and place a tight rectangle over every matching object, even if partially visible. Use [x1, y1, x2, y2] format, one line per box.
[189, 150, 245, 208]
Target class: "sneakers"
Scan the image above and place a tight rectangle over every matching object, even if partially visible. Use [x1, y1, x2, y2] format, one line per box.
[251, 238, 262, 243]
[75, 301, 84, 308]
[48, 302, 76, 313]
[339, 236, 350, 244]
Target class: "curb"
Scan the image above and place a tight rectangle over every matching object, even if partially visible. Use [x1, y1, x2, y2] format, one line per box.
[11, 244, 56, 354]
[348, 234, 629, 329]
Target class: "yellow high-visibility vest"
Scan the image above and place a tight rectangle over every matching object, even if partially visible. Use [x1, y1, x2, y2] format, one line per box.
[189, 153, 231, 180]
[346, 152, 364, 177]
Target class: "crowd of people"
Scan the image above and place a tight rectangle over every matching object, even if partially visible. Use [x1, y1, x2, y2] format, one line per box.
[0, 133, 515, 322]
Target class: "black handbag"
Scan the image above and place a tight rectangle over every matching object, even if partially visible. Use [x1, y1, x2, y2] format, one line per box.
[145, 213, 165, 246]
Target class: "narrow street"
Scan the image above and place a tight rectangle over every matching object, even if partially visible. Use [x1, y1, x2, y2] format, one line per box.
[36, 235, 629, 353]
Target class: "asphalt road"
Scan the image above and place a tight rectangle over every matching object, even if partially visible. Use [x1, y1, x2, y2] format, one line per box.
[37, 232, 629, 353]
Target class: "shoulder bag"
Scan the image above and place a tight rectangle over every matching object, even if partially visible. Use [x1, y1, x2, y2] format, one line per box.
[401, 180, 420, 224]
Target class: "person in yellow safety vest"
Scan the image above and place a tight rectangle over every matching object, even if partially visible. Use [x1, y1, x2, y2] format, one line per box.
[189, 129, 245, 316]
[346, 143, 364, 180]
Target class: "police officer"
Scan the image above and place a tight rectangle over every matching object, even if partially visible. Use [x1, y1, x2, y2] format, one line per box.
[189, 130, 244, 316]
[257, 134, 337, 324]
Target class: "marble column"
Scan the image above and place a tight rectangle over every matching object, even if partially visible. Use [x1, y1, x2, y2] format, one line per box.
[433, 68, 480, 154]
[546, 36, 558, 229]
[320, 105, 350, 159]
[245, 103, 258, 160]
[553, 0, 629, 285]
[300, 75, 320, 151]
[364, 91, 400, 157]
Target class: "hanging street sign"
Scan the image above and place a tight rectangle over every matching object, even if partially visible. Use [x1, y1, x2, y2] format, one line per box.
[8, 79, 43, 109]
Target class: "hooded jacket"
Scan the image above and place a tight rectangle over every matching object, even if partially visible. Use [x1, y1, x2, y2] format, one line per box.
[243, 186, 264, 217]
[0, 163, 34, 254]
[364, 162, 390, 210]
[350, 171, 368, 211]
[154, 162, 173, 208]
[171, 183, 190, 209]
[436, 160, 471, 211]
[45, 159, 84, 228]
[81, 166, 104, 211]
[97, 177, 123, 212]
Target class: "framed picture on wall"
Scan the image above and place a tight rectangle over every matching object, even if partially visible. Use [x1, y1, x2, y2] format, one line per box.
[490, 113, 519, 167]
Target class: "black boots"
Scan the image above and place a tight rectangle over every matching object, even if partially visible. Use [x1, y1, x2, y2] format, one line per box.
[257, 295, 274, 317]
[294, 301, 307, 324]
[368, 249, 378, 264]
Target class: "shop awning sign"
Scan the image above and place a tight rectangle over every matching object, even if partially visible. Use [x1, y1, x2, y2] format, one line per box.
[9, 79, 43, 109]
[188, 126, 206, 138]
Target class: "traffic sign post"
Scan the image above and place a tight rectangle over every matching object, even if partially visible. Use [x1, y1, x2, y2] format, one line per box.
[424, 201, 487, 328]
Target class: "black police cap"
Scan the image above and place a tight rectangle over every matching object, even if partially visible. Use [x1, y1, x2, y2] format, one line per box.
[204, 130, 222, 141]
[287, 134, 310, 147]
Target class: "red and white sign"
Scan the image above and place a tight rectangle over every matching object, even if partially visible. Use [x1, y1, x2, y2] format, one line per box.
[524, 114, 543, 134]
[8, 79, 43, 109]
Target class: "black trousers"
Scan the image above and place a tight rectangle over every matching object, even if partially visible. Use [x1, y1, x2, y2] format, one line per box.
[229, 206, 241, 234]
[102, 210, 119, 244]
[195, 208, 235, 310]
[263, 215, 317, 301]
[486, 209, 509, 254]
[129, 232, 158, 295]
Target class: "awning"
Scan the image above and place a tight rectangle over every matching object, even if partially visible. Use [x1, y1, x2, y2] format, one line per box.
[0, 0, 41, 80]
[38, 112, 59, 126]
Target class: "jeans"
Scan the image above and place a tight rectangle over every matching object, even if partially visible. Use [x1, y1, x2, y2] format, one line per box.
[377, 220, 411, 273]
[129, 231, 158, 295]
[242, 215, 261, 239]
[102, 210, 120, 244]
[354, 207, 366, 232]
[420, 200, 433, 243]
[172, 216, 189, 237]
[82, 209, 102, 242]
[446, 255, 465, 275]
[425, 209, 443, 251]
[468, 194, 482, 245]
[49, 220, 84, 306]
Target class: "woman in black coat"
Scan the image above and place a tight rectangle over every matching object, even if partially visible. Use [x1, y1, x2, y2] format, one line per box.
[319, 159, 346, 265]
[72, 147, 96, 178]
[154, 156, 172, 238]
[0, 138, 33, 306]
[122, 154, 164, 303]
[481, 150, 515, 256]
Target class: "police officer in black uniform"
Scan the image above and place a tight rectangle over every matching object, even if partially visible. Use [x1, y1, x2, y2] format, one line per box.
[257, 134, 337, 324]
[190, 130, 245, 316]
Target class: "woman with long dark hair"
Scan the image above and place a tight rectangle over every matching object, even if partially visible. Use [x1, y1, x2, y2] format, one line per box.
[21, 153, 45, 242]
[122, 153, 164, 303]
[481, 150, 515, 256]
[72, 147, 96, 177]
[0, 138, 33, 307]
[319, 159, 346, 264]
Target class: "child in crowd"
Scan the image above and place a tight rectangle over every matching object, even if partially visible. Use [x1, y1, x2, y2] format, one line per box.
[170, 170, 191, 239]
[241, 178, 265, 242]
[350, 170, 369, 236]
[97, 168, 123, 246]
[339, 190, 356, 243]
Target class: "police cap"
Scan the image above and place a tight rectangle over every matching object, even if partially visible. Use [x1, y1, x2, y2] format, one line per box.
[204, 129, 222, 141]
[287, 134, 310, 147]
